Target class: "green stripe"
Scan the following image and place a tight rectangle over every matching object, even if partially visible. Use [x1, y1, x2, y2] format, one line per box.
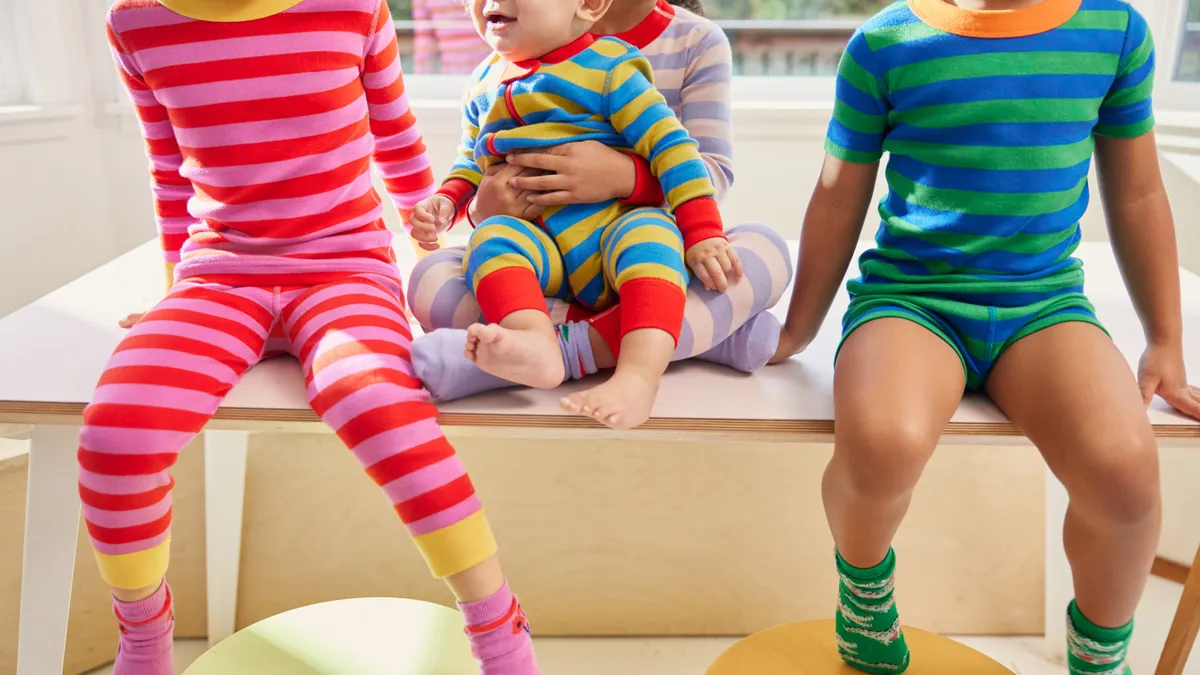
[1059, 9, 1129, 31]
[1094, 116, 1155, 139]
[826, 138, 882, 164]
[863, 20, 944, 50]
[880, 203, 1080, 256]
[883, 136, 1094, 170]
[1118, 31, 1155, 77]
[834, 99, 887, 134]
[838, 50, 885, 99]
[886, 169, 1087, 217]
[1104, 72, 1155, 109]
[890, 97, 1103, 129]
[888, 52, 1119, 92]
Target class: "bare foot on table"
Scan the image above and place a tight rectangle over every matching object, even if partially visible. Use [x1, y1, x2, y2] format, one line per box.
[559, 370, 660, 430]
[465, 323, 564, 389]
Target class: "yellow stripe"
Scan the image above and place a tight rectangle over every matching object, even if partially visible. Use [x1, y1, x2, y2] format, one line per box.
[638, 117, 687, 161]
[613, 261, 687, 290]
[591, 38, 634, 59]
[554, 203, 624, 255]
[610, 88, 660, 134]
[543, 61, 609, 94]
[412, 511, 498, 579]
[510, 92, 590, 118]
[664, 177, 717, 207]
[606, 217, 682, 263]
[93, 538, 172, 590]
[567, 252, 606, 301]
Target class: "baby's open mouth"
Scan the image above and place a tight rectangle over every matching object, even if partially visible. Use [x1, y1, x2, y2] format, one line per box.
[485, 12, 515, 27]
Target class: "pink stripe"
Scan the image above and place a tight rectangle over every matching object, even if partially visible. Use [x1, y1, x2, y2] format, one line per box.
[135, 320, 261, 364]
[287, 0, 380, 14]
[157, 218, 194, 236]
[367, 95, 412, 123]
[295, 325, 410, 359]
[127, 88, 161, 108]
[173, 282, 277, 312]
[80, 426, 198, 455]
[345, 416, 444, 467]
[380, 454, 466, 505]
[376, 155, 432, 180]
[155, 296, 271, 331]
[285, 280, 397, 325]
[79, 467, 171, 496]
[83, 496, 173, 529]
[388, 182, 436, 210]
[175, 254, 400, 284]
[92, 383, 223, 416]
[173, 97, 366, 148]
[292, 301, 405, 352]
[184, 209, 382, 248]
[406, 494, 483, 536]
[135, 32, 366, 70]
[110, 5, 194, 32]
[184, 133, 374, 188]
[111, 50, 143, 77]
[157, 68, 360, 109]
[87, 531, 171, 557]
[308, 353, 416, 393]
[367, 29, 397, 57]
[362, 56, 402, 90]
[142, 120, 178, 141]
[104, 349, 242, 385]
[321, 380, 429, 430]
[189, 228, 393, 257]
[189, 171, 373, 222]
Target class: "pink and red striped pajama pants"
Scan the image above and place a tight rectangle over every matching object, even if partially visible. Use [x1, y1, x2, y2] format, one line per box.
[79, 274, 496, 590]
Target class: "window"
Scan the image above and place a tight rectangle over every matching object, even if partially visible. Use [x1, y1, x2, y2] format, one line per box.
[0, 2, 24, 105]
[388, 0, 883, 77]
[1175, 0, 1200, 81]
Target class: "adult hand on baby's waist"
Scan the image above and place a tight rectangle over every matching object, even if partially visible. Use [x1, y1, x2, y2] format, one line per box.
[469, 162, 547, 225]
[506, 141, 638, 206]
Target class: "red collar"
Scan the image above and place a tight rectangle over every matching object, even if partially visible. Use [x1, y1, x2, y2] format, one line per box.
[603, 0, 674, 49]
[502, 32, 595, 82]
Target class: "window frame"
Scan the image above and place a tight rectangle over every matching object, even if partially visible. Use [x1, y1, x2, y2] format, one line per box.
[1152, 0, 1200, 111]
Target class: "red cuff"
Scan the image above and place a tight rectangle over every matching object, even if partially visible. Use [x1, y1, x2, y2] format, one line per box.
[618, 277, 686, 345]
[474, 266, 549, 324]
[436, 178, 478, 222]
[673, 196, 726, 250]
[619, 153, 665, 206]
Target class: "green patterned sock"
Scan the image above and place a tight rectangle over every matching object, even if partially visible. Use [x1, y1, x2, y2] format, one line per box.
[1067, 601, 1133, 675]
[835, 548, 910, 674]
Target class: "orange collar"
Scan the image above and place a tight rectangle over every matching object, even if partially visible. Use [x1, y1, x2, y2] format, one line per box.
[908, 0, 1082, 38]
[603, 0, 675, 49]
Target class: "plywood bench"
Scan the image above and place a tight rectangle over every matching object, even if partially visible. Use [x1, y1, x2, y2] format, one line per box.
[2, 241, 1198, 675]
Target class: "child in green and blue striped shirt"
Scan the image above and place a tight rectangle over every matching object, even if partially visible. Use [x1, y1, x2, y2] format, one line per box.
[773, 0, 1200, 672]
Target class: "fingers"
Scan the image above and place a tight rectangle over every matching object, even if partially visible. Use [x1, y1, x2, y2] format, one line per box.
[704, 257, 729, 292]
[727, 248, 744, 282]
[434, 198, 454, 227]
[1164, 386, 1200, 421]
[507, 152, 567, 173]
[1138, 373, 1158, 407]
[691, 258, 714, 291]
[526, 190, 575, 207]
[510, 173, 570, 192]
[118, 313, 144, 329]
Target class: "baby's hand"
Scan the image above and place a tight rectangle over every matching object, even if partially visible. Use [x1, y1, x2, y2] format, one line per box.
[410, 195, 454, 251]
[685, 237, 743, 293]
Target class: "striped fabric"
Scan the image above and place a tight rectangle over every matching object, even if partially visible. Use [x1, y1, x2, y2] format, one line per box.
[828, 0, 1155, 290]
[411, 0, 492, 74]
[80, 276, 496, 589]
[107, 0, 437, 289]
[438, 33, 724, 249]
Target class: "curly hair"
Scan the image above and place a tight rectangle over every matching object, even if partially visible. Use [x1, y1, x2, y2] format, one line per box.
[666, 0, 704, 15]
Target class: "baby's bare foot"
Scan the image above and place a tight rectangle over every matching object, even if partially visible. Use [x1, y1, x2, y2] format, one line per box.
[559, 370, 660, 430]
[466, 323, 564, 389]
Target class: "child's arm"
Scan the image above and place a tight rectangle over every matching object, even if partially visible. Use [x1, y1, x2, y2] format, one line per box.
[1094, 7, 1199, 419]
[773, 28, 889, 361]
[605, 50, 724, 250]
[362, 0, 437, 224]
[107, 16, 198, 294]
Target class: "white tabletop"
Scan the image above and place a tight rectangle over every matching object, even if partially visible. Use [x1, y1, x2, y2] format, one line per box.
[0, 241, 1197, 439]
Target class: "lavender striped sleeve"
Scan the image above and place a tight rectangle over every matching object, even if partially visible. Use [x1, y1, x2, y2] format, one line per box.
[640, 10, 735, 201]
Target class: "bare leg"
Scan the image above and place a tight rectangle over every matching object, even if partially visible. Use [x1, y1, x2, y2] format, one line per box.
[445, 555, 506, 603]
[827, 318, 965, 566]
[560, 327, 673, 430]
[466, 309, 565, 389]
[113, 581, 164, 603]
[988, 322, 1160, 628]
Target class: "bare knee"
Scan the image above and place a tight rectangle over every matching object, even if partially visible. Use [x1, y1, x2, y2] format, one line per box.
[835, 413, 939, 499]
[1064, 428, 1160, 525]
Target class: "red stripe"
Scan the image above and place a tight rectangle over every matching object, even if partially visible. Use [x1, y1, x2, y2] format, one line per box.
[145, 51, 361, 88]
[334, 399, 437, 448]
[394, 474, 476, 524]
[198, 192, 380, 241]
[173, 285, 276, 327]
[83, 403, 212, 433]
[308, 358, 422, 414]
[287, 290, 400, 340]
[78, 447, 178, 477]
[182, 118, 369, 167]
[79, 477, 174, 511]
[169, 79, 363, 129]
[86, 508, 172, 546]
[139, 307, 266, 353]
[111, 335, 251, 371]
[363, 436, 457, 486]
[97, 365, 231, 397]
[121, 12, 370, 51]
[193, 157, 370, 205]
[296, 314, 413, 366]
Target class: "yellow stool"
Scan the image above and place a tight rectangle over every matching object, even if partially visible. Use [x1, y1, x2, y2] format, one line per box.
[708, 619, 1013, 675]
[183, 598, 477, 675]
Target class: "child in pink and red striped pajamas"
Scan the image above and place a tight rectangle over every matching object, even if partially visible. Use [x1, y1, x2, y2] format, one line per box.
[411, 0, 494, 74]
[86, 1, 538, 673]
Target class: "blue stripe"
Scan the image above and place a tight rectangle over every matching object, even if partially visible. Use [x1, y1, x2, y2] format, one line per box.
[889, 73, 1112, 111]
[887, 155, 1092, 193]
[878, 193, 1090, 237]
[886, 120, 1097, 147]
[827, 118, 886, 154]
[875, 29, 1126, 71]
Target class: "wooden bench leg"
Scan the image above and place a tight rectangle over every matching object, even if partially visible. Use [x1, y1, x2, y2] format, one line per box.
[16, 425, 82, 675]
[1045, 467, 1072, 663]
[1155, 546, 1200, 675]
[204, 429, 250, 647]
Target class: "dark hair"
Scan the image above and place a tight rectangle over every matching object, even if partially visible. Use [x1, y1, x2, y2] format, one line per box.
[667, 0, 704, 16]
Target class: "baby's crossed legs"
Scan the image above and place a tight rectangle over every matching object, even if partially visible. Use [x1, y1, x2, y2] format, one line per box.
[463, 209, 688, 428]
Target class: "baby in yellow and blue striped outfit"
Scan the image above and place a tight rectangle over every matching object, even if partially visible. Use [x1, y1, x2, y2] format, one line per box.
[411, 0, 740, 429]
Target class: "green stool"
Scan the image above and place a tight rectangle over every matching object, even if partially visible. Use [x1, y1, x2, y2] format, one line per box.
[183, 598, 478, 675]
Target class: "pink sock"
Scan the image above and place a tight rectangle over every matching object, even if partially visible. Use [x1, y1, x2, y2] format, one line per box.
[112, 581, 175, 675]
[459, 582, 540, 675]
